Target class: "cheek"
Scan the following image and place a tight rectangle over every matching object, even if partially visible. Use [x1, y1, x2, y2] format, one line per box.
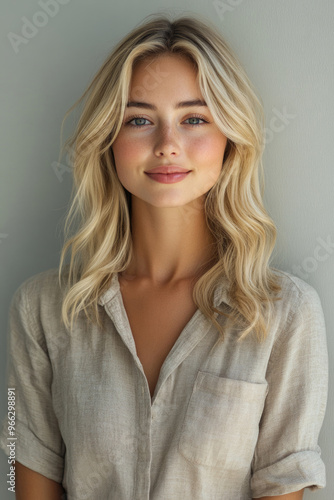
[189, 133, 227, 162]
[112, 135, 145, 167]
[191, 134, 227, 188]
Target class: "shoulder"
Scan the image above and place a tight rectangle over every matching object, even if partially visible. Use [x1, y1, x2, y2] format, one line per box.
[269, 268, 326, 346]
[271, 267, 323, 311]
[8, 267, 74, 347]
[10, 266, 68, 317]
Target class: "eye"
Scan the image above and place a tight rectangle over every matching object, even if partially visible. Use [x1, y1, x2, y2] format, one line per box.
[184, 115, 209, 127]
[124, 113, 210, 128]
[125, 116, 151, 127]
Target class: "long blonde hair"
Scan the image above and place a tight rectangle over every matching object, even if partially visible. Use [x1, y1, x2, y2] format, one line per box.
[58, 12, 281, 342]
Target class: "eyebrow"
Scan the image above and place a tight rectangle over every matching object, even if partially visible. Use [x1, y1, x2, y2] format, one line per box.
[126, 99, 208, 110]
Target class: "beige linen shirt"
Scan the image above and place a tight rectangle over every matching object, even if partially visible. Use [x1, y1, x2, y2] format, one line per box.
[0, 267, 328, 499]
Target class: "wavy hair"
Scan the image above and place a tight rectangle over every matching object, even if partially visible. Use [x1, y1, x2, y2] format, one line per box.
[58, 11, 282, 342]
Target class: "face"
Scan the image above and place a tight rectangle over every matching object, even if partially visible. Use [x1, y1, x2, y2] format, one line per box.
[111, 54, 228, 208]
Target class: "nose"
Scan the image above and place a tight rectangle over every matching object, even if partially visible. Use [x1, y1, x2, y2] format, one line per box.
[153, 123, 180, 157]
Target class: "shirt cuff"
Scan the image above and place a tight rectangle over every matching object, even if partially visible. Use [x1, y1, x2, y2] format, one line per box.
[251, 449, 326, 498]
[0, 419, 64, 483]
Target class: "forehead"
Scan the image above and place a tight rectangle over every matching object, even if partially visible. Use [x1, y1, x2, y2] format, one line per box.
[132, 53, 198, 80]
[129, 54, 200, 100]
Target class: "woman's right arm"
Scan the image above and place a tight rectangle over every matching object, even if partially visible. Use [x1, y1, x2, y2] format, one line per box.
[15, 461, 66, 500]
[0, 281, 66, 498]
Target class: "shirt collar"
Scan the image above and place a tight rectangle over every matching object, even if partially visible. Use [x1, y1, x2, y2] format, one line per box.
[98, 272, 233, 309]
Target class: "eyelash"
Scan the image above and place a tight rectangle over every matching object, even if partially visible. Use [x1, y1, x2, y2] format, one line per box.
[124, 113, 210, 128]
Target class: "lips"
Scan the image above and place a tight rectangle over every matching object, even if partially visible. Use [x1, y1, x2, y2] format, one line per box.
[145, 171, 191, 184]
[145, 165, 191, 174]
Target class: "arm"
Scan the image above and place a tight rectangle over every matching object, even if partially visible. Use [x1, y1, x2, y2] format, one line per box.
[0, 283, 65, 493]
[15, 462, 66, 500]
[253, 488, 304, 499]
[250, 280, 328, 497]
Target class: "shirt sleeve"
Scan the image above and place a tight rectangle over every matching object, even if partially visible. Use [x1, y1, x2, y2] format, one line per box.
[0, 280, 65, 483]
[250, 282, 329, 498]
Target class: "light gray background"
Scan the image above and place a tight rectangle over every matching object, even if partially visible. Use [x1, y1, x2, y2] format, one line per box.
[1, 1, 333, 498]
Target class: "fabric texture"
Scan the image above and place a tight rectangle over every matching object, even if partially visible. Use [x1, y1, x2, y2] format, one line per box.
[0, 267, 328, 499]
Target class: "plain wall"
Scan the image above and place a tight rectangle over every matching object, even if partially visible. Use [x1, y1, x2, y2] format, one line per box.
[1, 0, 333, 498]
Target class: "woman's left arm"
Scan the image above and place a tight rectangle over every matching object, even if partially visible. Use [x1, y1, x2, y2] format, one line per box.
[250, 280, 328, 498]
[253, 488, 304, 499]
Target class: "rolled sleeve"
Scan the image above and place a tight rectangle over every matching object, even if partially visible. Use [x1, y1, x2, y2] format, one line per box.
[251, 283, 328, 498]
[0, 281, 65, 483]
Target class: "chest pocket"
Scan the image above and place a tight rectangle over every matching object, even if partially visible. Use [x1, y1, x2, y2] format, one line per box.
[178, 371, 268, 470]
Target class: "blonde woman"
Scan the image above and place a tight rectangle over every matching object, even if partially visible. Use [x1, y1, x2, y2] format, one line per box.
[0, 13, 328, 500]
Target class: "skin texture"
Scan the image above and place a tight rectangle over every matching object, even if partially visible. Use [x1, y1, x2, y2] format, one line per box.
[111, 53, 228, 285]
[15, 461, 65, 499]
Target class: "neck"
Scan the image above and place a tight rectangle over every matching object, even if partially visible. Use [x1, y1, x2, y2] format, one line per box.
[122, 195, 217, 286]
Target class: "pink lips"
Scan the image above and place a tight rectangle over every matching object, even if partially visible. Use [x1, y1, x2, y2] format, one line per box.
[145, 165, 190, 174]
[144, 165, 191, 184]
[145, 172, 191, 184]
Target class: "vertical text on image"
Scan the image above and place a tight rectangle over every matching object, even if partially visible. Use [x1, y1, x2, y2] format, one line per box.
[7, 388, 16, 493]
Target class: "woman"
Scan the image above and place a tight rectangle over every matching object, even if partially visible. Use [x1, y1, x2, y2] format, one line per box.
[0, 12, 328, 500]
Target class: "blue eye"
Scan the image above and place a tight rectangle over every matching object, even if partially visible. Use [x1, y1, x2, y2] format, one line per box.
[125, 114, 209, 128]
[127, 117, 150, 127]
[184, 117, 207, 126]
